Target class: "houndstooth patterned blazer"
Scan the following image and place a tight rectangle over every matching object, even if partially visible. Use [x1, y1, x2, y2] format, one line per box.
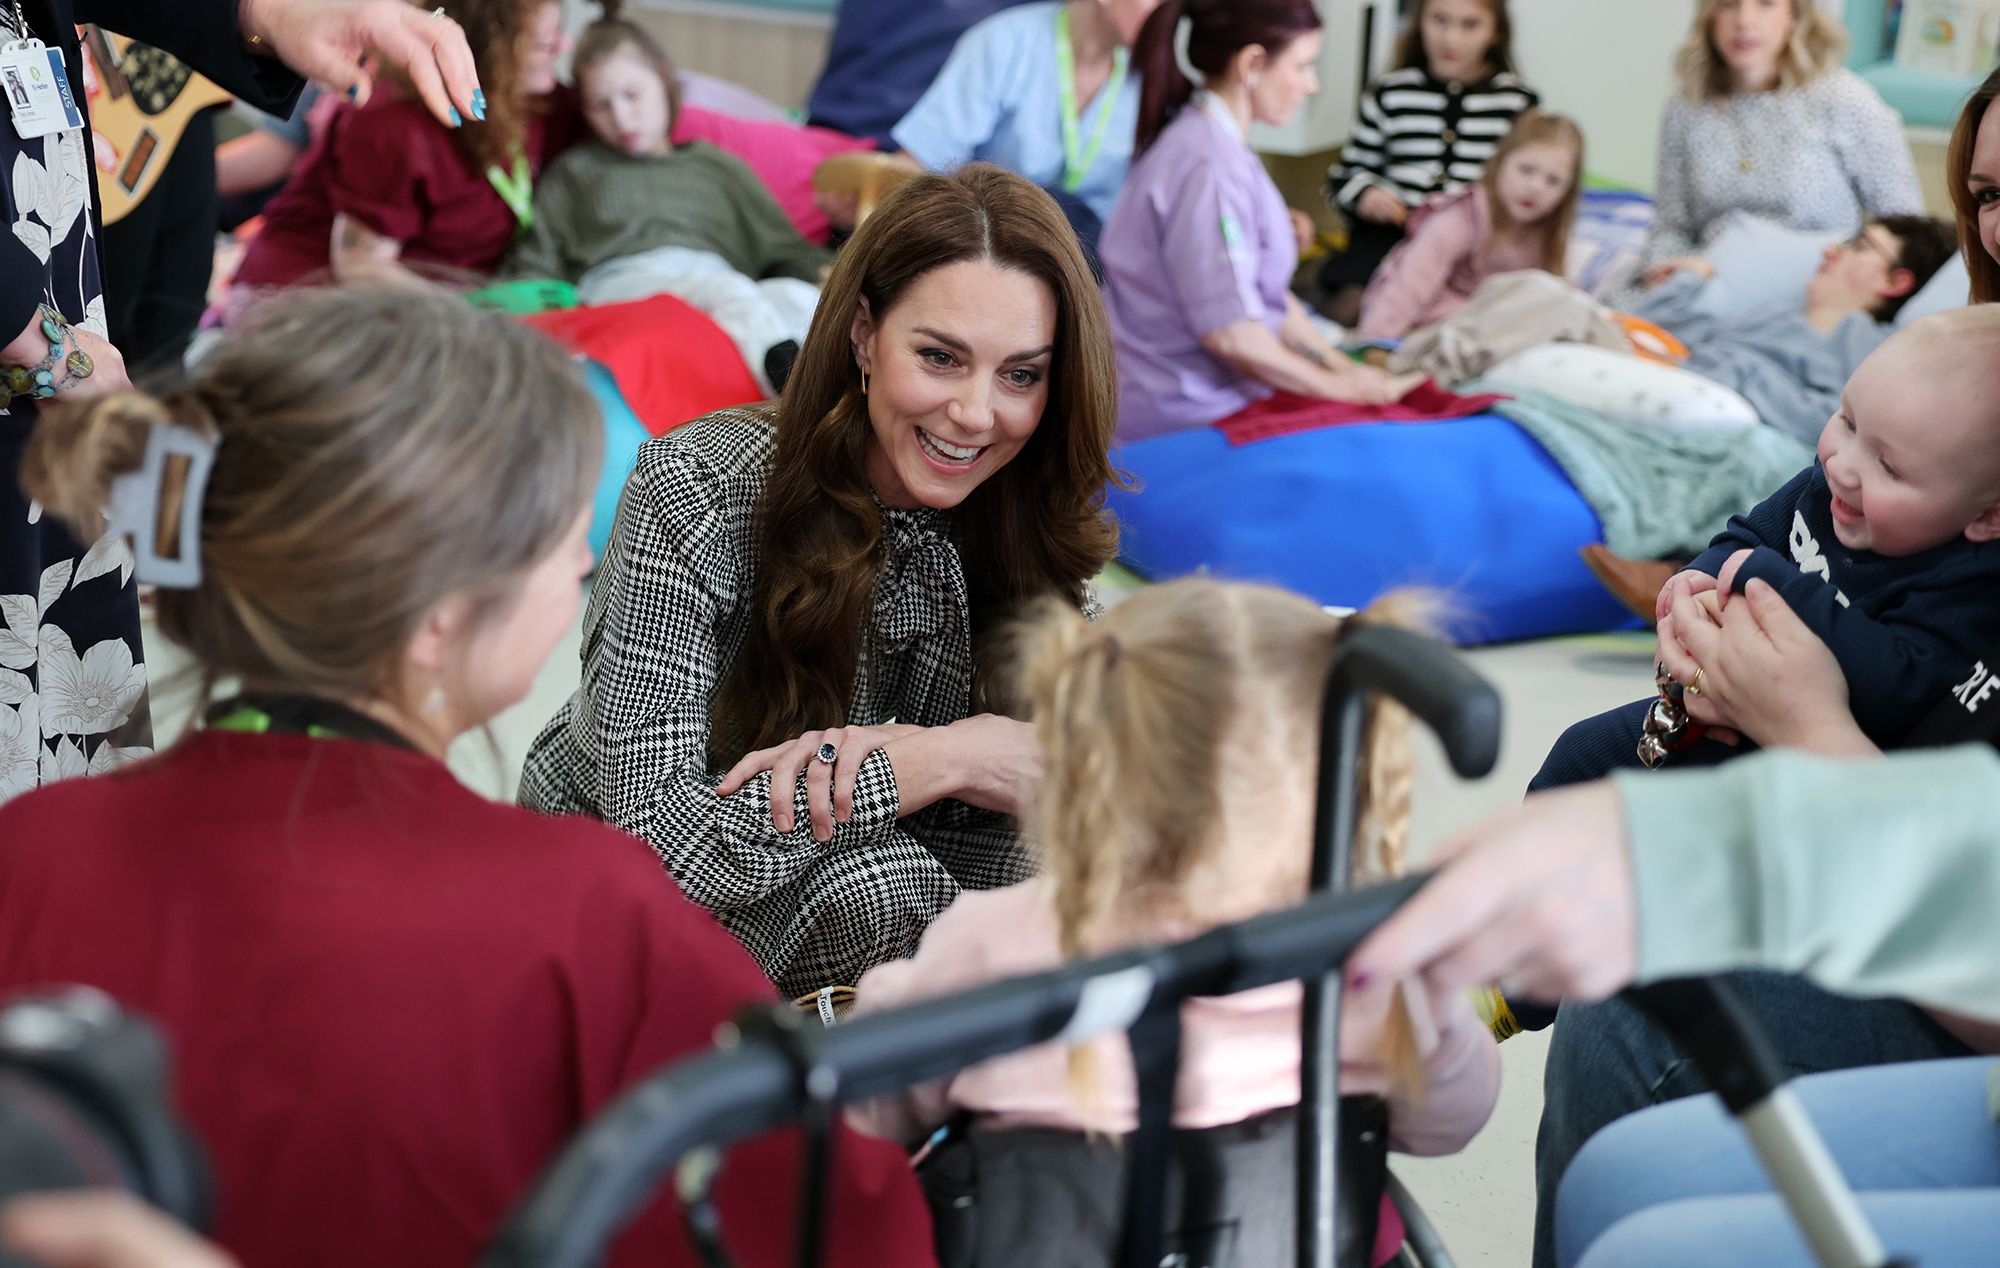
[520, 406, 1042, 997]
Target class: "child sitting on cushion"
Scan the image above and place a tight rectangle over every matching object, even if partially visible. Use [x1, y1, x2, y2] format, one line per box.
[848, 578, 1499, 1267]
[1356, 110, 1583, 342]
[505, 15, 832, 393]
[1532, 306, 2000, 795]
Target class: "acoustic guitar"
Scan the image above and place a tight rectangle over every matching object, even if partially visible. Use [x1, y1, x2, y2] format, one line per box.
[78, 26, 231, 225]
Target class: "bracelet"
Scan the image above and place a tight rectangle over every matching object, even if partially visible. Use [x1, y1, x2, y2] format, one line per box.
[3, 305, 94, 400]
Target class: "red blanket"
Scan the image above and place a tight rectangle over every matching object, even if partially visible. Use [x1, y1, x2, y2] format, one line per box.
[1216, 382, 1510, 446]
[527, 295, 763, 436]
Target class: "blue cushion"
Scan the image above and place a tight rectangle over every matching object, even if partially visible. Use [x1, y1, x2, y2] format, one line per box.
[1107, 416, 1632, 644]
[582, 358, 653, 566]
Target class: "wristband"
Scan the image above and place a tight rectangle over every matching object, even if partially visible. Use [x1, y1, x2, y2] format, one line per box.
[3, 305, 94, 400]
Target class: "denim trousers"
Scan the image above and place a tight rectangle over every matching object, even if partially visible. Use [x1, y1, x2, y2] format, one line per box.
[1555, 1056, 2000, 1267]
[1532, 973, 1975, 1266]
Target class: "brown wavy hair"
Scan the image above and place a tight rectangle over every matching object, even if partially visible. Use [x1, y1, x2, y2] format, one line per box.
[443, 0, 558, 171]
[708, 164, 1123, 763]
[1948, 66, 2000, 305]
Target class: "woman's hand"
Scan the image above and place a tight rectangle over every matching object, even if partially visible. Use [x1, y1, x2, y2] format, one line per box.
[920, 713, 1042, 817]
[236, 0, 482, 128]
[66, 328, 130, 399]
[1658, 576, 1876, 756]
[0, 1192, 240, 1268]
[718, 722, 923, 841]
[1349, 781, 1640, 1005]
[1324, 363, 1424, 405]
[1355, 186, 1409, 227]
[1289, 208, 1318, 256]
[1652, 566, 1717, 621]
[1641, 256, 1715, 288]
[2, 314, 130, 403]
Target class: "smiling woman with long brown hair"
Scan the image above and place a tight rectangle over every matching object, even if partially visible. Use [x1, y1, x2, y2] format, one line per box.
[521, 163, 1122, 997]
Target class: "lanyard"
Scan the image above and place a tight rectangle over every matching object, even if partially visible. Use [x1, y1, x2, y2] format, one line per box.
[206, 693, 418, 750]
[486, 150, 533, 233]
[1053, 6, 1127, 193]
[1194, 89, 1244, 144]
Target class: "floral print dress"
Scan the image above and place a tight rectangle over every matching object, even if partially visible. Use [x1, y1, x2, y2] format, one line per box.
[0, 86, 147, 803]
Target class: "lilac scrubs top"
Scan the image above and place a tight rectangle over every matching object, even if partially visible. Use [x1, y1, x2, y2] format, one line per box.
[1102, 96, 1295, 442]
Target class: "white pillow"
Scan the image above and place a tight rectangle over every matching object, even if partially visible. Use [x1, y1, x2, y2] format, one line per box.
[1893, 250, 1971, 326]
[1689, 213, 1840, 320]
[1483, 343, 1760, 433]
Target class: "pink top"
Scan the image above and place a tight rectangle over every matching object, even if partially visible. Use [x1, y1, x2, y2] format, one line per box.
[848, 876, 1499, 1156]
[1357, 185, 1552, 341]
[670, 106, 874, 245]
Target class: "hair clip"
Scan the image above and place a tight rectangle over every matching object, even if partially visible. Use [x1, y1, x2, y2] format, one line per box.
[1100, 633, 1122, 668]
[105, 423, 216, 589]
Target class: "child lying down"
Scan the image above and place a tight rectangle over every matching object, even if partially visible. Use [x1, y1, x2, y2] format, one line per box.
[505, 17, 832, 393]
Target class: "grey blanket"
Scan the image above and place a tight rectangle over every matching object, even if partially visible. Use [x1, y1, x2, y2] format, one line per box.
[1469, 381, 1813, 560]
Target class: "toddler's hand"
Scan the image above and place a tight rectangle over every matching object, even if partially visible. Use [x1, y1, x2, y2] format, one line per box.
[1290, 208, 1317, 255]
[1652, 568, 1716, 621]
[1641, 257, 1715, 288]
[1715, 548, 1754, 604]
[1356, 186, 1409, 227]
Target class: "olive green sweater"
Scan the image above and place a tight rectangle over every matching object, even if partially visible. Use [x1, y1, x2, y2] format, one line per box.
[505, 139, 832, 285]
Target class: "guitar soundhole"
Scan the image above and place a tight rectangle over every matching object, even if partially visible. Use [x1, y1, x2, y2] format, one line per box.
[119, 47, 193, 116]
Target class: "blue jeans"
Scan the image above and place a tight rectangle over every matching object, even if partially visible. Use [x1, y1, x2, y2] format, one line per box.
[1556, 1057, 2000, 1267]
[1531, 972, 1973, 1267]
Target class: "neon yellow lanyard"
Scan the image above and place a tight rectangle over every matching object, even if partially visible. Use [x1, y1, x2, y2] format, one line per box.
[486, 150, 533, 233]
[1053, 7, 1128, 194]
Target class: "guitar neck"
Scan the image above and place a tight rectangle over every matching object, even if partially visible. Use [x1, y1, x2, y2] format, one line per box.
[82, 25, 130, 99]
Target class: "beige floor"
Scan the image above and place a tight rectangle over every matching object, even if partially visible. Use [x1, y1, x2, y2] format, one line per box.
[145, 598, 1655, 1266]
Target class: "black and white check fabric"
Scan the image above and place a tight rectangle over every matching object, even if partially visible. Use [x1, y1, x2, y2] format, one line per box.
[519, 407, 1041, 997]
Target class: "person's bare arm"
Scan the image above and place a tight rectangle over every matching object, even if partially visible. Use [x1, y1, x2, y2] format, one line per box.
[1202, 318, 1418, 404]
[329, 212, 426, 288]
[217, 130, 304, 197]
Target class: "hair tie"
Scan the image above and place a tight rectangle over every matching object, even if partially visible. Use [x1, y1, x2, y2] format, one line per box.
[105, 422, 216, 589]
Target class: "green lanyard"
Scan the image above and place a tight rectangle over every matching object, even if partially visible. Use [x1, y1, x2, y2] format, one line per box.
[1053, 7, 1128, 194]
[486, 150, 533, 234]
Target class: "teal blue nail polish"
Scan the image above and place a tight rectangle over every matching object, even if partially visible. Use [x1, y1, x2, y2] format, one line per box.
[470, 89, 487, 121]
[345, 83, 359, 101]
[448, 106, 462, 127]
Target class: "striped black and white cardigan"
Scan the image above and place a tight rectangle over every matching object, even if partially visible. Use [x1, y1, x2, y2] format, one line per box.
[1325, 66, 1540, 214]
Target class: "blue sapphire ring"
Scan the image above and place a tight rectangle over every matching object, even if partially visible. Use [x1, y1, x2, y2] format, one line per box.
[815, 741, 838, 765]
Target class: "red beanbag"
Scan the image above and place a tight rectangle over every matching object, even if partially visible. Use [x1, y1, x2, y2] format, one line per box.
[526, 295, 763, 436]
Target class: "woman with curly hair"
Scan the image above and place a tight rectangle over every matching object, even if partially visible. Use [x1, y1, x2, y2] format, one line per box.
[521, 163, 1122, 998]
[1638, 0, 1921, 277]
[231, 0, 580, 302]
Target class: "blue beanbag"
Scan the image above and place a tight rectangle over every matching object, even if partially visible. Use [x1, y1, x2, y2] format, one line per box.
[582, 358, 653, 566]
[1107, 416, 1631, 644]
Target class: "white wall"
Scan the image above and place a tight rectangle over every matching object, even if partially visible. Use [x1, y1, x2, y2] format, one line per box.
[1508, 0, 1698, 191]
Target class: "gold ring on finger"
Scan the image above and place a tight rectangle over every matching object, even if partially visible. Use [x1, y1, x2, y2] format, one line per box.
[1687, 666, 1704, 697]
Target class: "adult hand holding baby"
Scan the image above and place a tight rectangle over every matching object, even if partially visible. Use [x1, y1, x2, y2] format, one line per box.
[1657, 574, 1877, 757]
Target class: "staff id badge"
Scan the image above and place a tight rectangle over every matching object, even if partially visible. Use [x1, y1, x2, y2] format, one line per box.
[0, 39, 82, 139]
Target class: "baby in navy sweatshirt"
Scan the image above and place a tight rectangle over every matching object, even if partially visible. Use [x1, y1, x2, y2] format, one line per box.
[1533, 306, 2000, 792]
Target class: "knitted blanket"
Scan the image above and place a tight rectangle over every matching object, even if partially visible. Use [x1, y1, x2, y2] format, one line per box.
[1471, 382, 1812, 561]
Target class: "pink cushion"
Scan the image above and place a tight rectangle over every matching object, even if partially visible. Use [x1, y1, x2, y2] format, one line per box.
[671, 105, 874, 244]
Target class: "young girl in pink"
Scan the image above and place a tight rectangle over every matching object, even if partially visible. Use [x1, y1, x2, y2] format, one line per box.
[1357, 110, 1584, 341]
[848, 578, 1500, 1266]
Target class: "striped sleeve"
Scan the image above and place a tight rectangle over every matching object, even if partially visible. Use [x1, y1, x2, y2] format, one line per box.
[1326, 70, 1543, 213]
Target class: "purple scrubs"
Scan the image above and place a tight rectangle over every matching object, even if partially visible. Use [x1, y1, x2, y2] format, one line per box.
[1101, 98, 1296, 442]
